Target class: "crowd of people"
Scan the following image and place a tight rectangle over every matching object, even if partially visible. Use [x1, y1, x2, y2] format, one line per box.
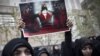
[1, 32, 100, 56]
[61, 31, 100, 56]
[1, 38, 60, 56]
[1, 19, 100, 56]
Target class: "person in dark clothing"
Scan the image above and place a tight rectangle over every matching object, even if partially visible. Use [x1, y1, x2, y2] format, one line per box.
[61, 31, 74, 56]
[62, 30, 98, 56]
[2, 38, 34, 56]
[33, 47, 40, 56]
[36, 3, 54, 28]
[75, 38, 95, 56]
[64, 31, 97, 56]
[63, 20, 99, 56]
[52, 45, 60, 56]
[36, 48, 50, 56]
[61, 41, 74, 56]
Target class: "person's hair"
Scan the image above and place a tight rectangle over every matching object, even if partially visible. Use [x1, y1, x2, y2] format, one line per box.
[41, 4, 48, 12]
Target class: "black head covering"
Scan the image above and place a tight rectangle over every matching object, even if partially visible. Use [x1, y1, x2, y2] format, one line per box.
[2, 38, 34, 56]
[37, 48, 50, 56]
[79, 38, 93, 49]
[75, 38, 94, 56]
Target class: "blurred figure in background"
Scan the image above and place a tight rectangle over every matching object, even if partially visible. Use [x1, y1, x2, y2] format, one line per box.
[34, 47, 50, 56]
[2, 38, 34, 56]
[36, 3, 54, 28]
[52, 45, 60, 56]
[61, 19, 99, 56]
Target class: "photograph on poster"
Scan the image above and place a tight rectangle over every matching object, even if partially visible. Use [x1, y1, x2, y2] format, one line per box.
[19, 0, 69, 37]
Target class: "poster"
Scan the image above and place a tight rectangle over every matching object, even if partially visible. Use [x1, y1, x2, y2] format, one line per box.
[19, 0, 69, 37]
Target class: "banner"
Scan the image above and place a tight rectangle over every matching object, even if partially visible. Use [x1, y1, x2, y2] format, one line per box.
[19, 0, 69, 37]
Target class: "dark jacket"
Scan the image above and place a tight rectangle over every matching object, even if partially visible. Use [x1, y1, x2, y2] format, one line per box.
[61, 31, 74, 56]
[2, 38, 34, 56]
